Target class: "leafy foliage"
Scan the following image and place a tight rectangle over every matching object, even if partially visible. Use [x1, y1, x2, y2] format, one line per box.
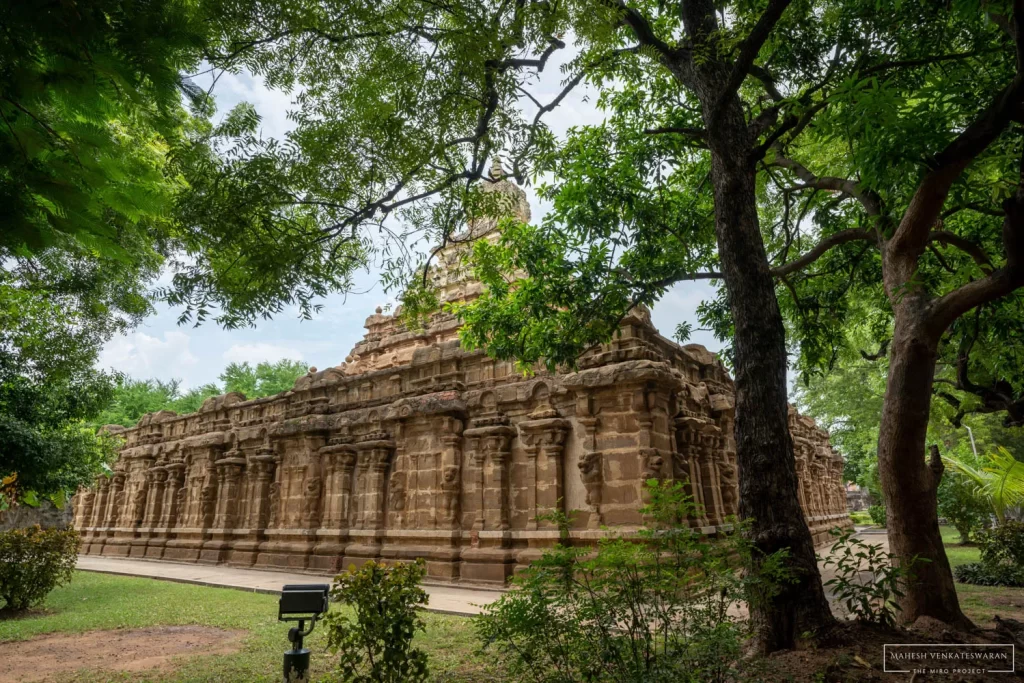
[0, 526, 79, 613]
[867, 505, 887, 528]
[943, 447, 1024, 524]
[323, 559, 430, 683]
[955, 522, 1024, 587]
[220, 360, 308, 398]
[93, 359, 306, 428]
[475, 481, 791, 683]
[936, 446, 992, 544]
[820, 527, 914, 628]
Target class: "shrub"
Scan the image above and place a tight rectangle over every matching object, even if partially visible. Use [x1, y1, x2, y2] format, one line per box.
[937, 469, 989, 544]
[322, 559, 429, 683]
[820, 527, 916, 628]
[475, 480, 791, 683]
[868, 504, 887, 527]
[0, 525, 79, 613]
[954, 522, 1024, 587]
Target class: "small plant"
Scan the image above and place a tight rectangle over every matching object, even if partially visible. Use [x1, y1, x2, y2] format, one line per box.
[867, 504, 887, 527]
[475, 480, 791, 683]
[322, 559, 430, 683]
[0, 525, 79, 614]
[954, 521, 1024, 587]
[821, 527, 914, 628]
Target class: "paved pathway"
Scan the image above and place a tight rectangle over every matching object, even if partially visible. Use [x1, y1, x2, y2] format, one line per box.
[77, 528, 891, 618]
[76, 556, 504, 616]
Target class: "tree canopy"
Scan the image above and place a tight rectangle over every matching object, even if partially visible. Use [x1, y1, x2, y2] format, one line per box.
[93, 359, 308, 428]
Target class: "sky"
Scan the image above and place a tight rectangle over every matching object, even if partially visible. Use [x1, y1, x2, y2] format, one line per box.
[96, 64, 722, 391]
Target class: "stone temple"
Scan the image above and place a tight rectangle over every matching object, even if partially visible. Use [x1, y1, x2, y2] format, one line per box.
[73, 167, 851, 585]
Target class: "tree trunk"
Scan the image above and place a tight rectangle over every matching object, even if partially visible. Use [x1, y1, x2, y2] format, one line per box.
[877, 307, 972, 628]
[700, 89, 835, 651]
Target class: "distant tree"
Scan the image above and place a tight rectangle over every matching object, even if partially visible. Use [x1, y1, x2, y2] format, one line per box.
[220, 359, 307, 398]
[92, 378, 222, 428]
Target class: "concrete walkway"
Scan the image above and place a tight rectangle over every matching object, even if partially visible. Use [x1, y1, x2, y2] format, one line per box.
[76, 556, 504, 616]
[77, 528, 891, 618]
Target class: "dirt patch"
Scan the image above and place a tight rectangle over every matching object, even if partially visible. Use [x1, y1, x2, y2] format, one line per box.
[0, 625, 245, 682]
[739, 620, 1024, 682]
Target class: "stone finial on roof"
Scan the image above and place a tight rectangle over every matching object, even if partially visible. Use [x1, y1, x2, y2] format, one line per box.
[490, 157, 504, 180]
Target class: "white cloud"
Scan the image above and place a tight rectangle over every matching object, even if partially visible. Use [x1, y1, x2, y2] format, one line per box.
[97, 331, 198, 378]
[222, 343, 305, 366]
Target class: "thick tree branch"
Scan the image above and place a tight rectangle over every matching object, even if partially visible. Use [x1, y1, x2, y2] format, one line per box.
[927, 183, 1024, 335]
[771, 229, 876, 276]
[771, 152, 883, 217]
[928, 230, 995, 272]
[718, 0, 794, 104]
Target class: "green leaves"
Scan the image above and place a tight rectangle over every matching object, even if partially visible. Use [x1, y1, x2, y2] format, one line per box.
[323, 559, 430, 683]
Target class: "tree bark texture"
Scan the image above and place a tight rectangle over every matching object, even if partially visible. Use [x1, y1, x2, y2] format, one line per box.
[877, 301, 973, 628]
[698, 81, 835, 651]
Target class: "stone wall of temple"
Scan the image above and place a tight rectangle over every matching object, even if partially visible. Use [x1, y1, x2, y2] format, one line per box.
[73, 167, 851, 585]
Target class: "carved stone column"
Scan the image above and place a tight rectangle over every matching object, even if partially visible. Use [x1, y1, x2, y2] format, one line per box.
[106, 472, 126, 527]
[318, 439, 355, 529]
[697, 429, 725, 526]
[519, 406, 569, 530]
[213, 453, 246, 529]
[247, 451, 277, 529]
[91, 476, 110, 528]
[79, 488, 96, 529]
[465, 414, 515, 531]
[438, 418, 463, 530]
[144, 468, 167, 527]
[162, 463, 186, 528]
[673, 417, 709, 527]
[353, 433, 395, 530]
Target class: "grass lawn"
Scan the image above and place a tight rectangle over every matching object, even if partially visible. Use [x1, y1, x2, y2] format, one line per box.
[937, 525, 1024, 626]
[0, 571, 503, 682]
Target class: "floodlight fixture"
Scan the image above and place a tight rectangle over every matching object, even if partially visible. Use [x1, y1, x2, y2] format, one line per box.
[278, 583, 330, 682]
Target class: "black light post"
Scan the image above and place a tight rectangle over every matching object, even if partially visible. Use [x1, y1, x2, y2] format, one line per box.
[278, 584, 330, 682]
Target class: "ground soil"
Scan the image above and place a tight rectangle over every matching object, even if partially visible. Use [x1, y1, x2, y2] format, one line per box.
[0, 626, 245, 682]
[741, 619, 1024, 682]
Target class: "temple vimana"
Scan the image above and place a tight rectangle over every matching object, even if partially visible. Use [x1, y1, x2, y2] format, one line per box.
[73, 166, 851, 585]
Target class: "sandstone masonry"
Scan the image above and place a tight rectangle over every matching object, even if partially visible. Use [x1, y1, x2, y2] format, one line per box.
[74, 169, 851, 584]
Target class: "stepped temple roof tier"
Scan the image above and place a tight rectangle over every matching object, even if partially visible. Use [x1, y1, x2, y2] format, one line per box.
[74, 166, 851, 583]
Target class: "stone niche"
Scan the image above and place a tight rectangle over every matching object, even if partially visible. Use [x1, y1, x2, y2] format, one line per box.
[74, 165, 852, 584]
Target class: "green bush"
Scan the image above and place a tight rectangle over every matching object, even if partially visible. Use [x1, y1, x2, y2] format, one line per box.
[955, 522, 1024, 587]
[953, 562, 1024, 587]
[323, 559, 429, 683]
[868, 504, 887, 527]
[0, 525, 79, 613]
[936, 469, 989, 544]
[475, 480, 791, 683]
[821, 527, 916, 628]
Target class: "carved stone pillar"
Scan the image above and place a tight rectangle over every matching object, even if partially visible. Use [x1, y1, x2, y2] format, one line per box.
[353, 433, 394, 530]
[673, 417, 709, 527]
[162, 463, 186, 528]
[437, 419, 464, 530]
[519, 406, 568, 530]
[248, 450, 278, 532]
[697, 430, 724, 526]
[91, 476, 110, 528]
[464, 414, 515, 531]
[318, 439, 355, 529]
[79, 489, 96, 529]
[106, 473, 126, 527]
[213, 454, 246, 529]
[578, 418, 604, 529]
[144, 468, 167, 527]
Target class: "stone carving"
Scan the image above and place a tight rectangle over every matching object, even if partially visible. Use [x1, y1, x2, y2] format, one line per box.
[267, 482, 280, 528]
[441, 465, 460, 528]
[77, 164, 849, 581]
[303, 477, 323, 527]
